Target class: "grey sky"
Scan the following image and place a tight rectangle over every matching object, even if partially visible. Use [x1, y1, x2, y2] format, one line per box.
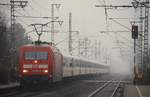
[0, 0, 135, 73]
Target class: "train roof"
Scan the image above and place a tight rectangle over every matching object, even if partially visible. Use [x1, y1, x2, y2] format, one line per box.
[21, 44, 51, 47]
[20, 42, 61, 53]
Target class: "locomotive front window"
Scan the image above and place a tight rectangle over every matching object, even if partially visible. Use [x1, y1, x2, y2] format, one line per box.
[25, 52, 35, 60]
[25, 52, 48, 60]
[36, 52, 48, 60]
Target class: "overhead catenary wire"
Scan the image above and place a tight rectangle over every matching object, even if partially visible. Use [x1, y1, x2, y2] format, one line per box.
[14, 5, 54, 35]
[14, 11, 35, 31]
[55, 32, 78, 46]
[96, 0, 142, 57]
[99, 17, 140, 50]
[101, 30, 140, 48]
[109, 18, 131, 31]
[10, 5, 36, 29]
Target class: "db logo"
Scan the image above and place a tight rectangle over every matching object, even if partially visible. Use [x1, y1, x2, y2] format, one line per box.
[32, 65, 38, 68]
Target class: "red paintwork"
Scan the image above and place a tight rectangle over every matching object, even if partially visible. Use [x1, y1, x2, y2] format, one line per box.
[19, 44, 62, 80]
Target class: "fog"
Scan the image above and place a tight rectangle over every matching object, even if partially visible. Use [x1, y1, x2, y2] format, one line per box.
[0, 0, 136, 74]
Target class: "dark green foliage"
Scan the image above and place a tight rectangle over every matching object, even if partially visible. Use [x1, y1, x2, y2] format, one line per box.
[8, 23, 31, 49]
[0, 11, 31, 84]
[0, 18, 11, 84]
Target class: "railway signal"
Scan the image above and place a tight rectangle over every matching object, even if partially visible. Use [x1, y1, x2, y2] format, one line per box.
[131, 25, 138, 39]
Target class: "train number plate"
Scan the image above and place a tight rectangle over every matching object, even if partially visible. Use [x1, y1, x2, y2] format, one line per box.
[32, 70, 41, 72]
[32, 65, 38, 68]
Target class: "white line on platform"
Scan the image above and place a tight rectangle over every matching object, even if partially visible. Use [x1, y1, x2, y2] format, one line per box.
[136, 86, 143, 97]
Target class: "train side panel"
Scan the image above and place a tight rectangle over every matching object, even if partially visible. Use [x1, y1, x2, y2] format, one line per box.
[63, 57, 73, 77]
[62, 55, 109, 78]
[52, 52, 63, 82]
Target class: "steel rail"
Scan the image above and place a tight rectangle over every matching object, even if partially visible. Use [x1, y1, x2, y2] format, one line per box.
[87, 79, 122, 97]
[87, 80, 112, 97]
[110, 81, 121, 97]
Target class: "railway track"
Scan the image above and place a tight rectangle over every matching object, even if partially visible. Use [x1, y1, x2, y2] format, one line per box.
[0, 74, 130, 97]
[87, 79, 124, 97]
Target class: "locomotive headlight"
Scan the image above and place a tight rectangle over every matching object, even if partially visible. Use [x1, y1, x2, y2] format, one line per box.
[34, 60, 38, 64]
[23, 69, 28, 73]
[43, 69, 48, 73]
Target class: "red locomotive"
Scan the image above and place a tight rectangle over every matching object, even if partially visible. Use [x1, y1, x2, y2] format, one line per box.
[19, 41, 63, 84]
[19, 41, 109, 85]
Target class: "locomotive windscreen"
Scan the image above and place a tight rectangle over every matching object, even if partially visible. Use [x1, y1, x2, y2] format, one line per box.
[25, 52, 48, 60]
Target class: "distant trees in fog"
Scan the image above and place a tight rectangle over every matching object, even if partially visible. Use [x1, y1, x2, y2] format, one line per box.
[0, 10, 31, 83]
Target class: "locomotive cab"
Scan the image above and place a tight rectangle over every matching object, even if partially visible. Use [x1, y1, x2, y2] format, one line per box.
[19, 43, 63, 84]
